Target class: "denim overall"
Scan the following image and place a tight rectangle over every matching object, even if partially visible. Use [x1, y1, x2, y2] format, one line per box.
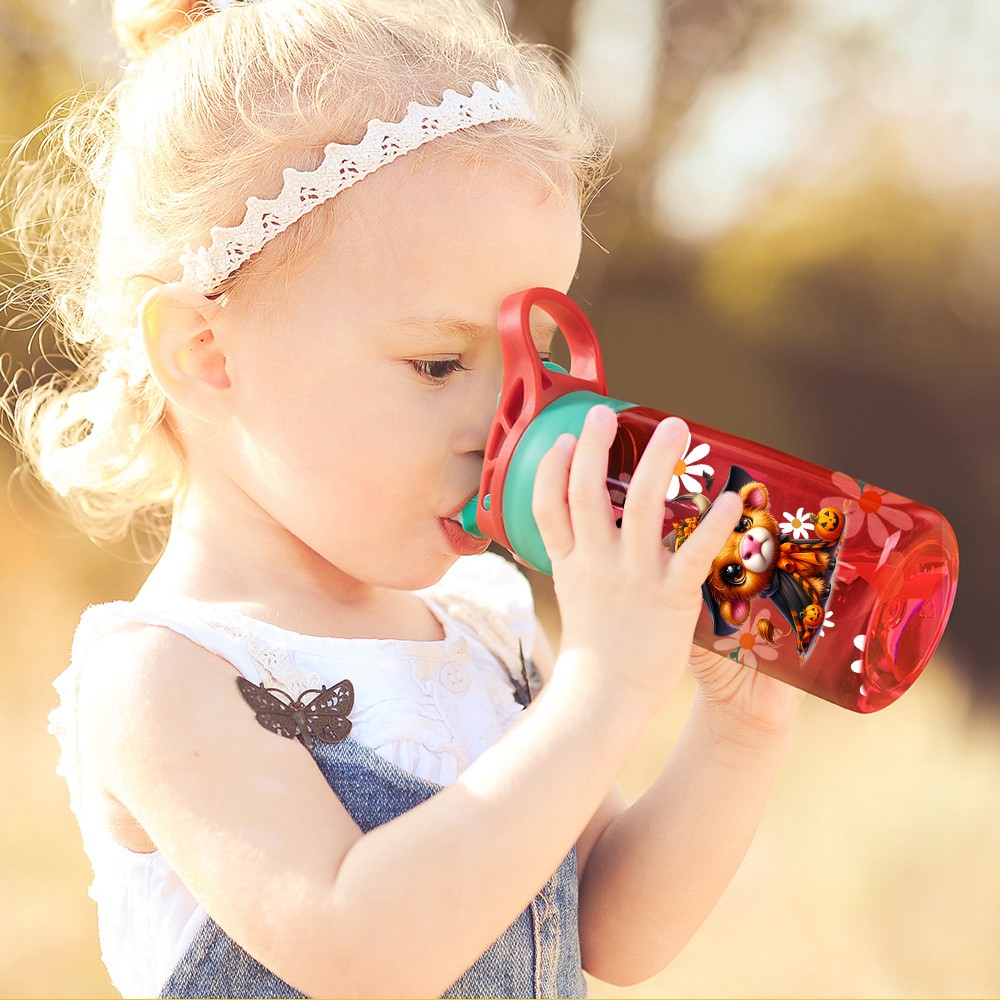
[144, 616, 588, 998]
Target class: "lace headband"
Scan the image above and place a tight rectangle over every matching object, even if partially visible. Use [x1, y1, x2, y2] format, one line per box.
[179, 79, 536, 292]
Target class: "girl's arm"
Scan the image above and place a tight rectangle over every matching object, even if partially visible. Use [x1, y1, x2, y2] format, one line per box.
[532, 616, 800, 987]
[567, 642, 801, 985]
[579, 683, 798, 986]
[83, 620, 656, 1000]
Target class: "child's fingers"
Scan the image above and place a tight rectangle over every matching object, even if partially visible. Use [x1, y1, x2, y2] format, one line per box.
[666, 491, 743, 594]
[532, 433, 577, 561]
[564, 404, 618, 547]
[618, 417, 690, 561]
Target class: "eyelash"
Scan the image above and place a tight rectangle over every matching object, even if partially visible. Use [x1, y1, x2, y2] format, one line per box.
[409, 358, 469, 384]
[408, 353, 552, 385]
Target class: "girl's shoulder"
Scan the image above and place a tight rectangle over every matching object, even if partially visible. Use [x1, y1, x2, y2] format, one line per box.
[69, 601, 252, 729]
[56, 602, 261, 771]
[71, 596, 305, 692]
[52, 602, 243, 837]
[66, 601, 228, 708]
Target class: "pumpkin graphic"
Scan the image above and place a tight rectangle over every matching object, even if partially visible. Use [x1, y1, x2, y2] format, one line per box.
[800, 604, 825, 628]
[814, 506, 845, 542]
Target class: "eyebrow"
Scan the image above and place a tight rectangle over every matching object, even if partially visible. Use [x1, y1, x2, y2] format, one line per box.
[389, 314, 559, 343]
[390, 316, 495, 342]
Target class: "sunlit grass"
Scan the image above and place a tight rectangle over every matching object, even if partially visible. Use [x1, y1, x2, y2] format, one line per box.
[2, 486, 996, 999]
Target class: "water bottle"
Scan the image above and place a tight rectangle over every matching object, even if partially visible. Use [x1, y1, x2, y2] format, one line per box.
[454, 287, 959, 713]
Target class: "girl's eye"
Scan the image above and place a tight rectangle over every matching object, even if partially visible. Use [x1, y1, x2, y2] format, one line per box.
[410, 358, 469, 383]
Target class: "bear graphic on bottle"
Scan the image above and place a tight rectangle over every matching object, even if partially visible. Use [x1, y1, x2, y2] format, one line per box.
[663, 464, 846, 661]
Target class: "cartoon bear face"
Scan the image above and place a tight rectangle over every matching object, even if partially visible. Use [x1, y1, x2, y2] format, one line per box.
[706, 481, 780, 629]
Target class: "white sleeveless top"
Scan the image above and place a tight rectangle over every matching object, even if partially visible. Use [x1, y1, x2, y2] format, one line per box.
[49, 553, 537, 998]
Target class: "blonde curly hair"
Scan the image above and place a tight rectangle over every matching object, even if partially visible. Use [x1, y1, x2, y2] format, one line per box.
[2, 0, 608, 550]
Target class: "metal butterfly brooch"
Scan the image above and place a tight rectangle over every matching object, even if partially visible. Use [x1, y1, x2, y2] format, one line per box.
[236, 676, 355, 750]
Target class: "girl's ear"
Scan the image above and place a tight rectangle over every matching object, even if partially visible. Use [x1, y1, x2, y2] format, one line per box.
[139, 282, 233, 423]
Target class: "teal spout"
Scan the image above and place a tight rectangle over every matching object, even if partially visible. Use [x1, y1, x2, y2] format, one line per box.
[458, 494, 484, 537]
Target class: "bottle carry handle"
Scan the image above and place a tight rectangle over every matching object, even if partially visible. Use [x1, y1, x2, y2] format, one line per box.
[476, 288, 609, 548]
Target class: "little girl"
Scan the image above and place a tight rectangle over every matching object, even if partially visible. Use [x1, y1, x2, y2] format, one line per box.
[5, 1, 803, 996]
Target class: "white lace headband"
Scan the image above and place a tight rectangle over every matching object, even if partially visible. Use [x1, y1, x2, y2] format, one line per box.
[179, 79, 536, 293]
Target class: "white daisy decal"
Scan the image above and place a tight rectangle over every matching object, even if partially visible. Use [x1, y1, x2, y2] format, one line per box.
[850, 633, 865, 674]
[667, 438, 714, 500]
[780, 507, 812, 539]
[818, 609, 835, 637]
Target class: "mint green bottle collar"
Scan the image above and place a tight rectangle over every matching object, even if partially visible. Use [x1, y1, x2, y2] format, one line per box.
[458, 360, 633, 574]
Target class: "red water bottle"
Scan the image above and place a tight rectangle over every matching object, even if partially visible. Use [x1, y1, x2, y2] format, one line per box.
[459, 288, 959, 713]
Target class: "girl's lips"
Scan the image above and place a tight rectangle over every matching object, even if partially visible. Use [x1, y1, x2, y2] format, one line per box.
[439, 515, 491, 556]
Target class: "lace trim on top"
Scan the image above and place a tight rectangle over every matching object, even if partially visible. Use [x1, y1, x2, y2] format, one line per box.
[169, 601, 321, 693]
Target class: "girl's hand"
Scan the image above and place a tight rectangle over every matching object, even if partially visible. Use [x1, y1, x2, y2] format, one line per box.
[532, 405, 743, 711]
[687, 645, 804, 739]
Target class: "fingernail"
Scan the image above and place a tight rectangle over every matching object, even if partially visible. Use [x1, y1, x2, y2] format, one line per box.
[650, 421, 672, 443]
[653, 416, 687, 439]
[585, 404, 614, 429]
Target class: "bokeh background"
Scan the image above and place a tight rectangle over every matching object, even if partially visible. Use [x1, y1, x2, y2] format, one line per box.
[1, 0, 998, 997]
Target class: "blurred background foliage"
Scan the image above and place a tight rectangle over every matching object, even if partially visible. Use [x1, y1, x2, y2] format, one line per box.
[1, 0, 997, 997]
